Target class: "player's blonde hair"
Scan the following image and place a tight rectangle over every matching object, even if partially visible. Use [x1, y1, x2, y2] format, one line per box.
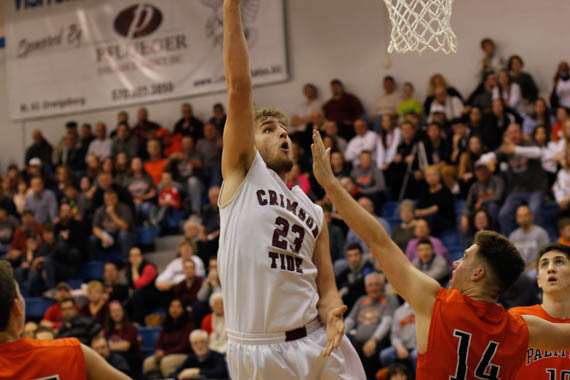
[254, 107, 289, 127]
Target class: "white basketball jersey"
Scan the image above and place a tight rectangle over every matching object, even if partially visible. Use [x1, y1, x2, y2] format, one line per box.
[218, 151, 323, 335]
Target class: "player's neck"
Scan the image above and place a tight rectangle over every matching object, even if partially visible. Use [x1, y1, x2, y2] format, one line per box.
[462, 286, 497, 304]
[0, 328, 19, 344]
[542, 294, 570, 319]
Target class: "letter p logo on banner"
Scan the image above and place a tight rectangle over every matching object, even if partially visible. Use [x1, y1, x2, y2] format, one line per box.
[114, 4, 163, 39]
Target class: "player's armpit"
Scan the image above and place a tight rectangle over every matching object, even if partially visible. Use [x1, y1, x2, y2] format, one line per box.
[524, 314, 570, 352]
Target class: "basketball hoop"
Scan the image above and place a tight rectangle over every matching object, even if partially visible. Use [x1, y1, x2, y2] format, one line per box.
[383, 0, 457, 54]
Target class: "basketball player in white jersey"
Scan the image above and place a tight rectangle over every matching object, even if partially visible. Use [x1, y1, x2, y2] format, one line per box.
[218, 1, 365, 379]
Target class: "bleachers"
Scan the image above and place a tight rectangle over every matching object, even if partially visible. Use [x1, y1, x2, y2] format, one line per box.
[25, 297, 53, 319]
[138, 326, 161, 358]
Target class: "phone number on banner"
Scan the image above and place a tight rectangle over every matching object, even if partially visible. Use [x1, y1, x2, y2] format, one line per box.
[111, 82, 174, 101]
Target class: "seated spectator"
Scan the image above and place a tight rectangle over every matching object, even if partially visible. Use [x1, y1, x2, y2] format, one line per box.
[89, 172, 134, 217]
[558, 218, 570, 246]
[412, 239, 450, 284]
[56, 297, 102, 345]
[375, 114, 401, 171]
[111, 123, 139, 160]
[290, 83, 323, 135]
[481, 123, 548, 235]
[208, 103, 227, 133]
[351, 151, 387, 211]
[56, 202, 85, 254]
[51, 121, 78, 165]
[345, 197, 391, 254]
[397, 82, 422, 118]
[173, 103, 204, 141]
[423, 122, 456, 190]
[554, 150, 570, 220]
[183, 218, 209, 264]
[331, 151, 352, 179]
[385, 363, 413, 380]
[170, 329, 229, 380]
[428, 86, 464, 122]
[125, 247, 160, 325]
[391, 200, 416, 252]
[13, 178, 28, 216]
[6, 209, 42, 267]
[323, 79, 365, 140]
[522, 98, 554, 136]
[532, 125, 559, 184]
[379, 302, 417, 378]
[322, 120, 348, 153]
[196, 123, 222, 188]
[85, 154, 101, 184]
[508, 55, 539, 109]
[80, 123, 95, 151]
[25, 176, 58, 224]
[53, 165, 73, 202]
[143, 299, 195, 379]
[103, 261, 129, 303]
[201, 292, 226, 355]
[0, 206, 19, 256]
[151, 171, 182, 226]
[336, 243, 375, 311]
[91, 335, 132, 377]
[131, 107, 160, 144]
[316, 201, 345, 264]
[461, 163, 505, 232]
[457, 135, 488, 196]
[90, 190, 136, 260]
[87, 122, 112, 161]
[493, 69, 524, 117]
[40, 282, 73, 330]
[174, 259, 203, 313]
[200, 186, 221, 258]
[22, 321, 38, 338]
[124, 157, 156, 225]
[509, 205, 550, 279]
[480, 99, 518, 150]
[286, 163, 311, 195]
[476, 38, 504, 81]
[197, 257, 221, 304]
[166, 135, 204, 216]
[25, 129, 53, 168]
[56, 131, 87, 177]
[345, 273, 399, 379]
[550, 61, 570, 110]
[415, 166, 455, 235]
[469, 71, 497, 114]
[34, 326, 55, 340]
[299, 109, 327, 151]
[372, 76, 402, 119]
[105, 300, 143, 376]
[144, 139, 167, 186]
[424, 73, 464, 113]
[344, 119, 378, 166]
[551, 106, 569, 142]
[156, 239, 206, 293]
[405, 219, 451, 268]
[80, 280, 110, 326]
[448, 118, 469, 167]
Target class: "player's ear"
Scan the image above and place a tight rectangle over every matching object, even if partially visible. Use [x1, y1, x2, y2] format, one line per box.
[470, 265, 485, 282]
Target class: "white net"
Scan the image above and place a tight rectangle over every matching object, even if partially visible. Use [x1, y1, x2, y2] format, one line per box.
[383, 0, 457, 54]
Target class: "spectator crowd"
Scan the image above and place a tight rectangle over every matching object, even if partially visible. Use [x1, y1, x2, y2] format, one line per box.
[5, 38, 570, 380]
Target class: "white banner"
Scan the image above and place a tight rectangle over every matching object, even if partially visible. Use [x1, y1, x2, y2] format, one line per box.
[4, 0, 288, 120]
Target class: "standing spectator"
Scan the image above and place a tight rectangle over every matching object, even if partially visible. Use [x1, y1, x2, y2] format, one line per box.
[336, 243, 375, 311]
[397, 82, 423, 118]
[131, 107, 161, 144]
[350, 151, 387, 211]
[105, 301, 143, 376]
[142, 299, 195, 379]
[40, 282, 73, 330]
[111, 123, 139, 160]
[0, 207, 19, 256]
[509, 205, 550, 279]
[125, 247, 160, 325]
[56, 297, 103, 345]
[90, 191, 135, 260]
[25, 177, 58, 224]
[550, 61, 570, 110]
[87, 123, 112, 161]
[391, 200, 416, 252]
[476, 38, 504, 81]
[372, 76, 402, 119]
[124, 157, 156, 225]
[522, 98, 554, 136]
[461, 164, 505, 231]
[415, 166, 455, 235]
[375, 114, 401, 171]
[405, 219, 451, 268]
[481, 123, 547, 235]
[208, 103, 227, 133]
[290, 83, 323, 135]
[80, 280, 110, 326]
[508, 54, 539, 109]
[196, 123, 222, 188]
[345, 273, 399, 379]
[493, 68, 524, 117]
[25, 130, 53, 168]
[412, 239, 450, 284]
[379, 302, 417, 377]
[91, 336, 132, 377]
[201, 292, 227, 355]
[144, 139, 167, 186]
[103, 261, 129, 303]
[173, 259, 203, 313]
[173, 103, 204, 141]
[344, 119, 378, 166]
[169, 329, 228, 380]
[323, 79, 365, 140]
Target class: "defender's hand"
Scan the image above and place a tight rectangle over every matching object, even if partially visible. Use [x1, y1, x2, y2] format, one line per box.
[322, 305, 348, 357]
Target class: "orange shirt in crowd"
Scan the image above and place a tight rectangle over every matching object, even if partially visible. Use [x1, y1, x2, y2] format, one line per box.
[144, 158, 167, 185]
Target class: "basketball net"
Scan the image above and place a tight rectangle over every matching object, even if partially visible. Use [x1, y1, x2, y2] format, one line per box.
[383, 0, 457, 54]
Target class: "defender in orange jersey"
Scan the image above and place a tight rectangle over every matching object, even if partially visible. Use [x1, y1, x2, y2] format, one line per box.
[312, 130, 570, 380]
[511, 243, 570, 380]
[0, 260, 130, 380]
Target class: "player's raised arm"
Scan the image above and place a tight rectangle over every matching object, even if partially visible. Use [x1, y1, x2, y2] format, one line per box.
[524, 314, 570, 351]
[222, 0, 256, 183]
[310, 130, 440, 317]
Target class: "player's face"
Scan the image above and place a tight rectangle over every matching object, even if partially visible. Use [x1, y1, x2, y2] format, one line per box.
[254, 117, 294, 175]
[537, 251, 570, 293]
[450, 244, 478, 290]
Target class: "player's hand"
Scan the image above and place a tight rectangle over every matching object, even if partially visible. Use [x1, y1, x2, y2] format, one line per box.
[311, 130, 335, 189]
[362, 338, 377, 357]
[322, 304, 348, 357]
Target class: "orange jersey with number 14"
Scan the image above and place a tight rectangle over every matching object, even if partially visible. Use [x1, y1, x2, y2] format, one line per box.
[417, 288, 529, 380]
[511, 304, 570, 380]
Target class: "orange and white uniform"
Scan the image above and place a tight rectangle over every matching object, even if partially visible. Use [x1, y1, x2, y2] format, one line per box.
[511, 304, 570, 379]
[417, 288, 529, 380]
[0, 337, 86, 380]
